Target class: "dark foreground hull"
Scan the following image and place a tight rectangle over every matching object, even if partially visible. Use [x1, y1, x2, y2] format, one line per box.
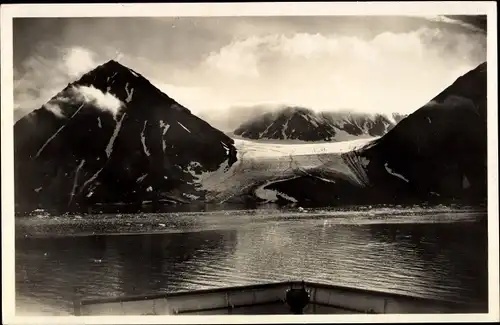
[74, 281, 482, 315]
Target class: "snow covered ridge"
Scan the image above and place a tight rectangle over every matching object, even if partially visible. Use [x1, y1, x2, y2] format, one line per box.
[233, 105, 406, 142]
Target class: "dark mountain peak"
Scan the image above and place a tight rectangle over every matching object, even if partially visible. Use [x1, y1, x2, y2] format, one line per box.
[27, 59, 192, 123]
[14, 61, 237, 214]
[75, 59, 143, 87]
[73, 60, 172, 103]
[92, 59, 140, 76]
[102, 59, 125, 68]
[432, 61, 486, 103]
[353, 62, 488, 203]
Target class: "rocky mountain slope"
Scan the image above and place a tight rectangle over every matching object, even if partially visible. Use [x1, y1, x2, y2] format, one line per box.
[233, 106, 402, 142]
[340, 62, 488, 204]
[14, 60, 237, 213]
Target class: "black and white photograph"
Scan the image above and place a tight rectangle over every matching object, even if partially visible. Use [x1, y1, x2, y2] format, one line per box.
[1, 2, 498, 323]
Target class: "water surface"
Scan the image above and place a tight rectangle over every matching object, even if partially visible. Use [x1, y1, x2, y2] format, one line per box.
[15, 207, 488, 315]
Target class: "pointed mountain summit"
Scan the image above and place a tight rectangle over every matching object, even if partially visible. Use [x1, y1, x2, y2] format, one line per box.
[71, 60, 184, 111]
[14, 60, 237, 213]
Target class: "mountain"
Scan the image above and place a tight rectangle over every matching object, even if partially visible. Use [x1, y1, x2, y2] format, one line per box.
[320, 111, 396, 138]
[341, 62, 487, 204]
[14, 61, 487, 213]
[255, 63, 487, 207]
[233, 106, 399, 142]
[14, 60, 237, 213]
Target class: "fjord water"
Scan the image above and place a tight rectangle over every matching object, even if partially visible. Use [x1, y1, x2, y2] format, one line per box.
[15, 206, 488, 315]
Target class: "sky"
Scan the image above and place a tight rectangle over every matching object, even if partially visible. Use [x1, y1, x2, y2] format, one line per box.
[13, 15, 487, 129]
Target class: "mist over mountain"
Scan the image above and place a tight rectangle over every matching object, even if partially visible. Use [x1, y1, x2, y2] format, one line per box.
[232, 106, 404, 142]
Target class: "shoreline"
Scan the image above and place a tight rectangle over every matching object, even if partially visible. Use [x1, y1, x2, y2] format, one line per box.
[15, 207, 487, 239]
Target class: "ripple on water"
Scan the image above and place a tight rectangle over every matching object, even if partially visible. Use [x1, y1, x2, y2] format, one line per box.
[15, 208, 488, 315]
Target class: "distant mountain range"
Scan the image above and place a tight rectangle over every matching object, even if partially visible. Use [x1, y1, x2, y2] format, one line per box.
[14, 61, 487, 214]
[265, 62, 487, 206]
[233, 106, 407, 142]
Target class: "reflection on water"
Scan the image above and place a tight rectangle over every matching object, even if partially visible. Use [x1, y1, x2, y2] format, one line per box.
[15, 213, 488, 315]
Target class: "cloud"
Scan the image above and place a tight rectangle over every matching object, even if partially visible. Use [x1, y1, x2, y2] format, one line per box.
[198, 28, 484, 108]
[62, 47, 98, 78]
[71, 85, 123, 117]
[425, 95, 478, 113]
[39, 85, 123, 119]
[42, 102, 65, 118]
[14, 46, 105, 120]
[423, 15, 485, 33]
[13, 17, 486, 133]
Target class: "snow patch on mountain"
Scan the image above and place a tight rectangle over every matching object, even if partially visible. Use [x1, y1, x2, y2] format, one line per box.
[177, 122, 191, 133]
[159, 120, 170, 135]
[384, 162, 409, 183]
[141, 121, 151, 156]
[43, 102, 65, 118]
[219, 141, 231, 155]
[255, 177, 300, 203]
[68, 159, 86, 205]
[79, 166, 104, 196]
[129, 68, 139, 77]
[136, 174, 147, 183]
[105, 113, 127, 158]
[281, 116, 292, 139]
[186, 159, 233, 191]
[124, 83, 134, 103]
[182, 193, 200, 200]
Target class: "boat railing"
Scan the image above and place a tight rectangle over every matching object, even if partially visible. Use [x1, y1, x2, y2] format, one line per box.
[73, 280, 482, 315]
